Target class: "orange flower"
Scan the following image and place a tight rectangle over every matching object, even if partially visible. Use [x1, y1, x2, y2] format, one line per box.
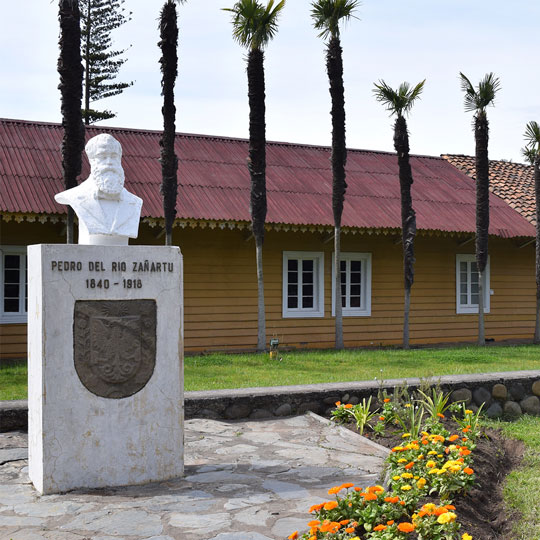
[437, 413, 445, 418]
[308, 520, 321, 527]
[328, 486, 343, 495]
[384, 398, 391, 403]
[404, 462, 414, 470]
[367, 485, 384, 493]
[288, 532, 298, 540]
[387, 520, 395, 525]
[448, 434, 459, 442]
[433, 507, 448, 516]
[462, 427, 470, 433]
[384, 496, 400, 503]
[379, 416, 385, 421]
[373, 524, 387, 531]
[344, 403, 353, 409]
[460, 448, 471, 456]
[444, 504, 456, 510]
[354, 487, 362, 492]
[335, 401, 341, 407]
[361, 492, 378, 501]
[397, 522, 415, 533]
[464, 467, 474, 475]
[345, 527, 355, 533]
[341, 483, 354, 489]
[320, 521, 341, 533]
[309, 503, 324, 513]
[339, 519, 350, 525]
[416, 510, 428, 518]
[323, 501, 338, 511]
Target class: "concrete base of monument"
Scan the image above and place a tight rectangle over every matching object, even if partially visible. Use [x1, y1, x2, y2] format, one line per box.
[27, 244, 184, 494]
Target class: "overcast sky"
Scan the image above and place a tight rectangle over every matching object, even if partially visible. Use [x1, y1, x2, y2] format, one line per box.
[1, 1, 538, 162]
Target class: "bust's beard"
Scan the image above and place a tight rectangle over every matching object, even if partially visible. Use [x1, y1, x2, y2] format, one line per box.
[92, 167, 125, 199]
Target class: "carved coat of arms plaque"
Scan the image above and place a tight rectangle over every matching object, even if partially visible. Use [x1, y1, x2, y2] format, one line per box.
[74, 300, 156, 399]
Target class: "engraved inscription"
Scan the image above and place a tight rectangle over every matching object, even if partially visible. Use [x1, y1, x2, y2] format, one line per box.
[74, 300, 156, 399]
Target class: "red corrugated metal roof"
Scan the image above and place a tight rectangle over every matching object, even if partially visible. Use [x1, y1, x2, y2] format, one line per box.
[0, 118, 535, 238]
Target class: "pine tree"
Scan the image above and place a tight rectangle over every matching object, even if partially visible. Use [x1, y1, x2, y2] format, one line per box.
[80, 0, 133, 125]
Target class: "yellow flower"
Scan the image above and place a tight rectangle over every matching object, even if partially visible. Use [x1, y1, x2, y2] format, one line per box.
[437, 512, 457, 524]
[400, 484, 412, 491]
[428, 450, 438, 455]
[426, 460, 437, 468]
[462, 534, 473, 540]
[428, 468, 439, 475]
[402, 433, 411, 438]
[465, 409, 473, 414]
[397, 458, 408, 463]
[401, 472, 413, 479]
[393, 475, 401, 481]
[417, 478, 427, 488]
[404, 403, 412, 408]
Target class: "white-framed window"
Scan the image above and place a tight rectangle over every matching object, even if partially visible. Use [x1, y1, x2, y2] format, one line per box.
[282, 251, 324, 318]
[331, 252, 372, 317]
[1, 246, 28, 323]
[456, 254, 490, 314]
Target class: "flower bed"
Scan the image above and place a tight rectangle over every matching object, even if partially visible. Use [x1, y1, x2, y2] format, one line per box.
[288, 388, 490, 540]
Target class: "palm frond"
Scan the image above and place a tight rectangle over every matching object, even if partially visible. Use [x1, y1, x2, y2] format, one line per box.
[524, 120, 540, 147]
[223, 0, 285, 50]
[459, 71, 501, 114]
[521, 146, 537, 165]
[373, 79, 425, 118]
[311, 0, 360, 40]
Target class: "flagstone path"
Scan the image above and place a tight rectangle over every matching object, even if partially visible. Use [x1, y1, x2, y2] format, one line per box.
[0, 413, 388, 540]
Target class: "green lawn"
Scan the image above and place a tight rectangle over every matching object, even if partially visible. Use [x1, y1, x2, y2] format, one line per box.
[483, 415, 540, 540]
[1, 344, 539, 399]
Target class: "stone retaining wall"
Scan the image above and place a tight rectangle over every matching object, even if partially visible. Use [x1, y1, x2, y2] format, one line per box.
[2, 371, 540, 432]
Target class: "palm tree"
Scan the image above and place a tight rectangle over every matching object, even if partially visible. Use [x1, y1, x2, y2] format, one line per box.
[373, 80, 425, 349]
[522, 121, 540, 342]
[224, 0, 285, 352]
[158, 0, 182, 246]
[459, 72, 501, 345]
[311, 0, 359, 350]
[58, 0, 85, 243]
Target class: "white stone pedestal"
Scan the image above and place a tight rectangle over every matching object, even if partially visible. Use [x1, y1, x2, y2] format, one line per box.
[28, 245, 183, 494]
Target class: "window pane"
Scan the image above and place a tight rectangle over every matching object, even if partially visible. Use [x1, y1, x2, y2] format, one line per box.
[351, 260, 361, 272]
[341, 295, 346, 308]
[303, 296, 313, 308]
[460, 283, 468, 295]
[350, 296, 361, 308]
[351, 284, 361, 297]
[288, 296, 298, 309]
[350, 271, 361, 285]
[460, 261, 467, 273]
[460, 293, 468, 305]
[4, 284, 19, 298]
[288, 259, 298, 271]
[340, 260, 346, 272]
[4, 298, 19, 312]
[288, 271, 298, 284]
[302, 271, 313, 284]
[471, 283, 479, 294]
[471, 294, 479, 304]
[4, 255, 20, 269]
[460, 272, 468, 284]
[302, 284, 313, 296]
[288, 284, 297, 296]
[302, 259, 313, 272]
[471, 262, 478, 273]
[471, 272, 479, 284]
[5, 269, 20, 283]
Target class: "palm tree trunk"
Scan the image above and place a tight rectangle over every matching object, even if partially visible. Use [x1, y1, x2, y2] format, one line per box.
[327, 36, 347, 350]
[247, 47, 267, 352]
[394, 116, 416, 349]
[334, 227, 343, 349]
[159, 0, 179, 247]
[534, 154, 540, 343]
[474, 113, 490, 345]
[58, 0, 85, 244]
[255, 237, 266, 352]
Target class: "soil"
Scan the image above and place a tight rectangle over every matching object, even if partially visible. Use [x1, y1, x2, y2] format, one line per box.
[344, 420, 525, 540]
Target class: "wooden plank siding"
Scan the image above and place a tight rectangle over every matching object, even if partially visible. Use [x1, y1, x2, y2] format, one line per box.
[0, 219, 535, 358]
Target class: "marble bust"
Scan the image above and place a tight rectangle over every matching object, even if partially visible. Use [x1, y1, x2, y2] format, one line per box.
[55, 134, 143, 246]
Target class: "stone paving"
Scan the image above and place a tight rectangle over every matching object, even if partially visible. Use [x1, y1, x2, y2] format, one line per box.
[0, 412, 388, 540]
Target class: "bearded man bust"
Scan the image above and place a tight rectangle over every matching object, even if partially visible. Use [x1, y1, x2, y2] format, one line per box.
[55, 134, 143, 246]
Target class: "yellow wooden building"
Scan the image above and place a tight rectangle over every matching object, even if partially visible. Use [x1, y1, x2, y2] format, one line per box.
[0, 119, 536, 358]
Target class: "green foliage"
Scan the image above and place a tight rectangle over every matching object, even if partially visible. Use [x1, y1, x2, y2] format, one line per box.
[80, 0, 134, 124]
[373, 79, 425, 118]
[350, 396, 378, 435]
[310, 0, 360, 40]
[416, 387, 451, 419]
[223, 0, 285, 50]
[393, 402, 424, 439]
[0, 362, 27, 400]
[522, 120, 540, 164]
[459, 72, 501, 115]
